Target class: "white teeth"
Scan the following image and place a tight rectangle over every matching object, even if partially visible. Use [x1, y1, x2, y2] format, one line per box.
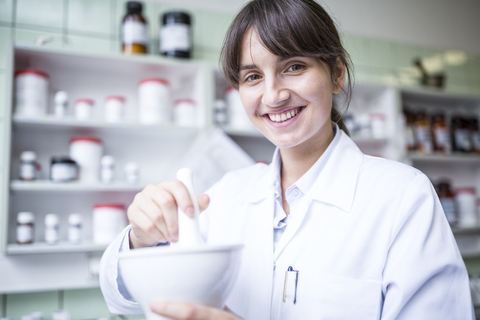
[267, 107, 302, 123]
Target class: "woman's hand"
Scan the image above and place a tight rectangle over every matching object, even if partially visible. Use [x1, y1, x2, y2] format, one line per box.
[127, 180, 210, 248]
[151, 301, 243, 320]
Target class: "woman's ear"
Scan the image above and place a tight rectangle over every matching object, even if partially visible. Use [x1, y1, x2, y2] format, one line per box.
[333, 58, 346, 94]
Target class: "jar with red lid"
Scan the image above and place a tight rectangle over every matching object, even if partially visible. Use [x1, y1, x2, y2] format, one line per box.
[174, 99, 196, 127]
[138, 78, 171, 124]
[74, 99, 95, 121]
[14, 69, 49, 117]
[455, 187, 477, 228]
[93, 203, 127, 244]
[69, 137, 103, 183]
[104, 96, 125, 123]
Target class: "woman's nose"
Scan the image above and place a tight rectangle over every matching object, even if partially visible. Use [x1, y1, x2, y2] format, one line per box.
[261, 80, 290, 107]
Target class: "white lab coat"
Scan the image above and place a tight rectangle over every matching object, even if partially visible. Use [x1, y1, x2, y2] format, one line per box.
[100, 129, 474, 319]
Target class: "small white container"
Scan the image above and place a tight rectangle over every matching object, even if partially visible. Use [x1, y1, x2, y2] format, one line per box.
[50, 156, 78, 182]
[68, 213, 82, 244]
[174, 99, 196, 127]
[138, 78, 171, 124]
[226, 87, 251, 129]
[100, 155, 115, 184]
[14, 69, 49, 117]
[44, 213, 59, 245]
[54, 91, 68, 119]
[17, 211, 34, 244]
[456, 187, 477, 228]
[93, 203, 127, 244]
[370, 113, 386, 139]
[69, 137, 103, 183]
[214, 99, 227, 125]
[124, 162, 139, 185]
[74, 99, 95, 121]
[19, 151, 37, 181]
[104, 96, 125, 123]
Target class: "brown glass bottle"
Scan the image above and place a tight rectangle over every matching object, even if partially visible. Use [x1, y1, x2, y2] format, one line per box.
[413, 111, 433, 154]
[404, 110, 416, 152]
[122, 2, 148, 54]
[431, 113, 451, 153]
[437, 181, 457, 225]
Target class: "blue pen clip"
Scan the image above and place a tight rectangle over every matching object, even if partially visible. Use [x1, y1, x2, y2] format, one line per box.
[283, 266, 299, 304]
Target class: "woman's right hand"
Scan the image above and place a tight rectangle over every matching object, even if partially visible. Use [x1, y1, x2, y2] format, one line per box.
[127, 180, 210, 249]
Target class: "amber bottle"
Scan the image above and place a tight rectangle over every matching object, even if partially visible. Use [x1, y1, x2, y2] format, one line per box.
[122, 1, 148, 54]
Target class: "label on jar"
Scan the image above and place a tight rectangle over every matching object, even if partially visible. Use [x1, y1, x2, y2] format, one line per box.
[17, 225, 33, 243]
[160, 23, 191, 52]
[20, 163, 36, 180]
[51, 163, 77, 182]
[433, 127, 451, 152]
[123, 20, 147, 45]
[454, 129, 472, 151]
[414, 126, 432, 153]
[440, 198, 457, 224]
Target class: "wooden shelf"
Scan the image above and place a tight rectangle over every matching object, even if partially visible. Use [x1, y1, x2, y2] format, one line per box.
[11, 180, 143, 192]
[7, 241, 108, 255]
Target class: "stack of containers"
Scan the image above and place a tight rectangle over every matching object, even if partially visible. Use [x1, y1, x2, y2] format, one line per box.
[14, 69, 49, 117]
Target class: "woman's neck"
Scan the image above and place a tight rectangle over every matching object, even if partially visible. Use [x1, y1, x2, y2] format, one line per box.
[280, 126, 334, 195]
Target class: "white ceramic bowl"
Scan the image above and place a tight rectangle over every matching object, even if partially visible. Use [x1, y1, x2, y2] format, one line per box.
[119, 244, 244, 320]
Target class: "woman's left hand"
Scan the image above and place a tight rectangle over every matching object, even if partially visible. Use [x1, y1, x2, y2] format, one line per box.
[151, 301, 243, 320]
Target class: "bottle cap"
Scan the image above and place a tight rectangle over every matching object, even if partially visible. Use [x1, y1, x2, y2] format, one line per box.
[45, 214, 59, 226]
[51, 156, 77, 165]
[162, 11, 191, 25]
[101, 155, 115, 166]
[127, 1, 142, 14]
[54, 91, 68, 103]
[17, 212, 34, 224]
[20, 151, 36, 162]
[68, 213, 82, 225]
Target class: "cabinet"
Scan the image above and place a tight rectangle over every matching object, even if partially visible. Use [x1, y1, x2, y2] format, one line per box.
[0, 46, 214, 292]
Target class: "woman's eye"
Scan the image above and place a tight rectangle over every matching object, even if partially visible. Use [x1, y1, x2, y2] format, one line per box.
[287, 64, 305, 72]
[246, 74, 261, 82]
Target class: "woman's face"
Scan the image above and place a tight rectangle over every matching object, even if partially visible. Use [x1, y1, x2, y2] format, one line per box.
[238, 29, 344, 151]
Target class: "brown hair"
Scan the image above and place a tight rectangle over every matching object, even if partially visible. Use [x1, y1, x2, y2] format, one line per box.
[220, 0, 353, 134]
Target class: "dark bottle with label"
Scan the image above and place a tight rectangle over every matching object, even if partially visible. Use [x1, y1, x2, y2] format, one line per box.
[431, 113, 452, 154]
[413, 111, 432, 154]
[451, 116, 472, 153]
[160, 11, 192, 59]
[122, 1, 148, 54]
[468, 117, 480, 154]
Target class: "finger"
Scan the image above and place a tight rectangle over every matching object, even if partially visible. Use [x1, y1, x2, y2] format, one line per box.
[151, 301, 239, 320]
[133, 191, 173, 242]
[149, 188, 180, 241]
[161, 180, 196, 217]
[128, 207, 167, 248]
[197, 194, 210, 212]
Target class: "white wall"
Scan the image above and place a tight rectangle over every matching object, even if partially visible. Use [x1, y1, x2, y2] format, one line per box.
[157, 0, 480, 55]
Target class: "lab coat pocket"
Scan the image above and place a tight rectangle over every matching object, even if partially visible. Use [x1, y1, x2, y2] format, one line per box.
[284, 273, 381, 320]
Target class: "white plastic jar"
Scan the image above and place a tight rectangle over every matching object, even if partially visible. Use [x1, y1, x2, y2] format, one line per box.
[456, 187, 477, 228]
[93, 203, 127, 244]
[138, 78, 171, 124]
[44, 213, 59, 245]
[100, 155, 115, 184]
[226, 87, 252, 130]
[68, 213, 82, 244]
[174, 99, 196, 127]
[370, 113, 387, 139]
[14, 69, 49, 117]
[104, 96, 125, 123]
[74, 99, 95, 121]
[69, 137, 103, 183]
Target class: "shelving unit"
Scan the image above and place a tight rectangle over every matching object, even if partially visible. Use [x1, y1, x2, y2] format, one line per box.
[10, 180, 144, 192]
[7, 241, 108, 255]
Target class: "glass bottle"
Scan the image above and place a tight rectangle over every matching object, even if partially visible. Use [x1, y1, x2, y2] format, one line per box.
[431, 113, 452, 154]
[413, 111, 432, 154]
[160, 11, 192, 59]
[404, 110, 416, 152]
[17, 212, 34, 244]
[451, 116, 472, 153]
[437, 181, 457, 226]
[122, 1, 148, 54]
[468, 117, 480, 154]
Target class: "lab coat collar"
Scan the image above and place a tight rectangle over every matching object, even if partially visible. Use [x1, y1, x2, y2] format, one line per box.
[310, 130, 363, 212]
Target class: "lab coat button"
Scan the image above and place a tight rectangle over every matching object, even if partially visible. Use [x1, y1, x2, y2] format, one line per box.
[292, 188, 299, 196]
[273, 262, 276, 270]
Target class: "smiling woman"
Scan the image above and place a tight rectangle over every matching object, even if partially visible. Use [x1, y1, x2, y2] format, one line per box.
[99, 0, 474, 319]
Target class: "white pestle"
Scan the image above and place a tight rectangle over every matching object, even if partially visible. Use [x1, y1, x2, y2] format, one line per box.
[174, 168, 204, 246]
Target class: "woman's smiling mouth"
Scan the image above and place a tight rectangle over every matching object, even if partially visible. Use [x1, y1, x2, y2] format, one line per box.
[265, 106, 304, 123]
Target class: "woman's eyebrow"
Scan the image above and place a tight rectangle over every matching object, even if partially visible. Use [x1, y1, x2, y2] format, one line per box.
[239, 64, 257, 71]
